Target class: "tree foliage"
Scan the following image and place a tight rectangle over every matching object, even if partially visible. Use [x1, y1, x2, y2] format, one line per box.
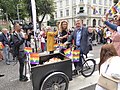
[0, 0, 28, 24]
[24, 0, 55, 29]
[0, 0, 55, 27]
[114, 0, 118, 4]
[35, 0, 55, 27]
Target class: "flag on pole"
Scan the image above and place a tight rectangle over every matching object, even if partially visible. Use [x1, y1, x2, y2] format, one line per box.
[0, 42, 4, 49]
[54, 44, 59, 48]
[24, 47, 32, 54]
[72, 50, 80, 62]
[30, 53, 39, 64]
[90, 5, 98, 14]
[64, 48, 72, 59]
[115, 1, 120, 13]
[108, 6, 117, 16]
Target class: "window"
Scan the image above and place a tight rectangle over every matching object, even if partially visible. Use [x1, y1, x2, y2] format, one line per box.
[60, 0, 62, 8]
[79, 7, 84, 13]
[73, 0, 76, 5]
[104, 0, 107, 5]
[66, 9, 69, 16]
[93, 9, 96, 14]
[87, 7, 89, 14]
[87, 20, 89, 26]
[60, 10, 63, 17]
[73, 7, 76, 15]
[80, 0, 83, 2]
[66, 0, 69, 6]
[55, 12, 57, 18]
[93, 19, 96, 27]
[99, 8, 102, 14]
[104, 8, 107, 15]
[93, 0, 96, 4]
[99, 0, 102, 5]
[109, 0, 112, 6]
[98, 20, 101, 25]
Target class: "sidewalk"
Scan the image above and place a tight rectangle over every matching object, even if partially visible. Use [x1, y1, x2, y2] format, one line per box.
[0, 60, 32, 90]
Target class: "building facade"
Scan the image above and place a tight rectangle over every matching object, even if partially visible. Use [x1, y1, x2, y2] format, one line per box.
[43, 0, 114, 28]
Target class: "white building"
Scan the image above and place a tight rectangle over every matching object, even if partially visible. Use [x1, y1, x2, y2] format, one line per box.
[43, 0, 115, 28]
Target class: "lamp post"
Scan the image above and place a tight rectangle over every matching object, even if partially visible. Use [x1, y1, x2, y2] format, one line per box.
[17, 4, 20, 21]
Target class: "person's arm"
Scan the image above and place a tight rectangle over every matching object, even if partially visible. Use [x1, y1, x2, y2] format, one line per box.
[64, 31, 74, 45]
[104, 21, 118, 31]
[13, 34, 25, 48]
[117, 26, 120, 33]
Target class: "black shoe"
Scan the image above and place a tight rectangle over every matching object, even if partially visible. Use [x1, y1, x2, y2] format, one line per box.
[75, 66, 82, 71]
[72, 70, 78, 76]
[19, 76, 28, 82]
[0, 74, 4, 77]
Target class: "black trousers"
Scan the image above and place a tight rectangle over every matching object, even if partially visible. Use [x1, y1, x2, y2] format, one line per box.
[18, 51, 26, 78]
[50, 51, 54, 54]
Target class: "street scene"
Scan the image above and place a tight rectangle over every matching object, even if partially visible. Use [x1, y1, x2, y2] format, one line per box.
[0, 44, 101, 90]
[0, 0, 120, 90]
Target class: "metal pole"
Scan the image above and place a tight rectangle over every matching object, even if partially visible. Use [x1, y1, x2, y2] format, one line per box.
[31, 0, 37, 52]
[17, 4, 20, 21]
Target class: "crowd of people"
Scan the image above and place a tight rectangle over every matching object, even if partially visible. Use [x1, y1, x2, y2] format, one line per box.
[0, 12, 120, 90]
[95, 13, 120, 89]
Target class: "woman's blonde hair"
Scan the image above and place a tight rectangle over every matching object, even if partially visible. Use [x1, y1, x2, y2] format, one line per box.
[59, 20, 68, 32]
[99, 44, 118, 72]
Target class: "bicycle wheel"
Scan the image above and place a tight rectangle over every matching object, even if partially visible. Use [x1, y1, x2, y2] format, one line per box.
[81, 59, 96, 77]
[40, 72, 69, 90]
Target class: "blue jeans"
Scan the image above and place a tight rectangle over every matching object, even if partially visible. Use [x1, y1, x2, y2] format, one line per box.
[3, 45, 10, 63]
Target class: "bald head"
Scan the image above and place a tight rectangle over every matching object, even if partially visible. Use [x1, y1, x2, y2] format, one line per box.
[46, 26, 52, 31]
[14, 23, 21, 32]
[2, 28, 8, 34]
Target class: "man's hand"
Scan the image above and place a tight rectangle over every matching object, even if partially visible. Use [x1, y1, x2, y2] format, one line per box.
[59, 37, 63, 40]
[102, 17, 107, 22]
[105, 12, 109, 20]
[64, 42, 71, 45]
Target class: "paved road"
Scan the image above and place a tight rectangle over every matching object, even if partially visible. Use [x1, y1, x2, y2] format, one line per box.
[0, 44, 102, 90]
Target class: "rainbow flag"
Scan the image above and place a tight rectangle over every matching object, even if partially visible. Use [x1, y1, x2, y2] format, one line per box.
[24, 47, 32, 54]
[64, 48, 72, 59]
[90, 5, 98, 14]
[0, 42, 4, 49]
[72, 50, 80, 62]
[108, 6, 117, 16]
[30, 53, 39, 64]
[59, 44, 66, 49]
[54, 44, 59, 48]
[115, 2, 120, 13]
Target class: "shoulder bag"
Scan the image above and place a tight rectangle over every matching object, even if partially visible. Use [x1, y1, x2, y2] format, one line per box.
[97, 57, 120, 90]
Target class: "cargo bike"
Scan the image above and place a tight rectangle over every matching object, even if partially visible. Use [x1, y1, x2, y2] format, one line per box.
[31, 53, 72, 90]
[31, 51, 96, 90]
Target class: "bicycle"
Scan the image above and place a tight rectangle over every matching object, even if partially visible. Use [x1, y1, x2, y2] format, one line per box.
[77, 53, 96, 77]
[59, 43, 96, 77]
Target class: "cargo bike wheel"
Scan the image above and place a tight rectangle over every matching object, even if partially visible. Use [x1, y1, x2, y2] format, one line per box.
[40, 72, 69, 90]
[81, 59, 96, 77]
